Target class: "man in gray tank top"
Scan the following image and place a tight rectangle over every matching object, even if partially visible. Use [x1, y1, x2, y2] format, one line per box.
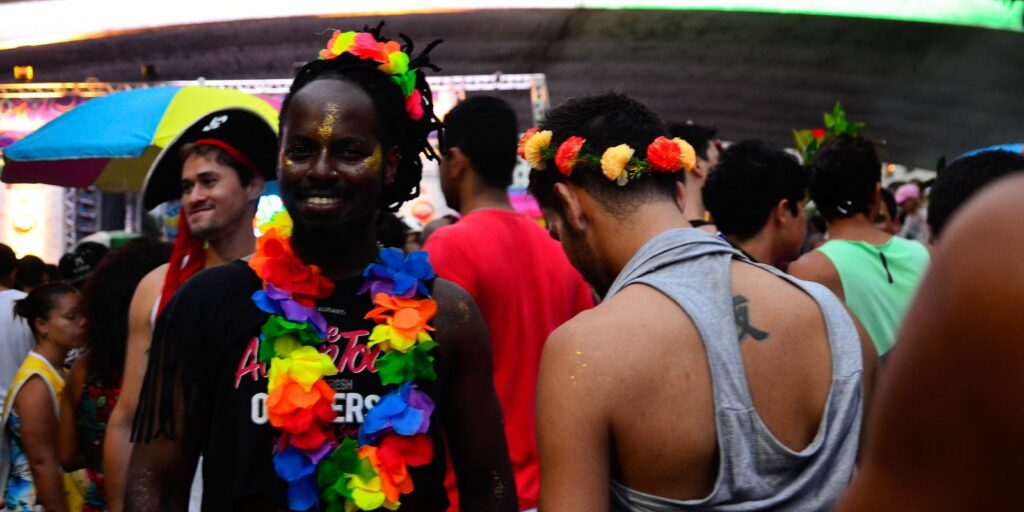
[526, 93, 879, 511]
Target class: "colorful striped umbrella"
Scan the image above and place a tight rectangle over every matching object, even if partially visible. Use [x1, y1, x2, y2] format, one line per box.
[0, 85, 278, 192]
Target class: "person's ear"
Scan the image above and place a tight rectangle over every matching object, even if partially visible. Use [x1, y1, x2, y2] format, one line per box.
[447, 147, 470, 182]
[245, 174, 266, 203]
[383, 145, 400, 186]
[554, 182, 587, 231]
[34, 317, 47, 339]
[674, 180, 686, 212]
[775, 199, 794, 225]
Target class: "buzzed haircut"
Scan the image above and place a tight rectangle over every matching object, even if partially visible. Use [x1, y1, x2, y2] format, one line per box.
[928, 150, 1024, 238]
[703, 140, 808, 240]
[444, 96, 519, 189]
[528, 92, 676, 217]
[808, 135, 881, 221]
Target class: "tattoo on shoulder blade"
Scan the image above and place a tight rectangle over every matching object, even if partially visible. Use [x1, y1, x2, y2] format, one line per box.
[733, 295, 769, 343]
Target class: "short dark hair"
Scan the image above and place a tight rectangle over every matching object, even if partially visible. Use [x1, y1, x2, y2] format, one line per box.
[808, 135, 881, 220]
[528, 92, 676, 217]
[703, 140, 808, 240]
[668, 122, 717, 160]
[0, 243, 16, 279]
[15, 255, 47, 290]
[13, 282, 77, 337]
[178, 143, 256, 187]
[444, 96, 518, 189]
[280, 25, 443, 211]
[928, 150, 1024, 238]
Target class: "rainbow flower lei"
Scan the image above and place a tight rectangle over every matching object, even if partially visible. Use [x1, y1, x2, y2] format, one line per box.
[250, 210, 439, 511]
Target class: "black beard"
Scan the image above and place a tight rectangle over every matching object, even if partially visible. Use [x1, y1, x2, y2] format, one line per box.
[288, 208, 377, 266]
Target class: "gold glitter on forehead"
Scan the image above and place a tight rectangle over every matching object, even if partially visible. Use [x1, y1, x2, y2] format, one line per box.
[318, 103, 340, 142]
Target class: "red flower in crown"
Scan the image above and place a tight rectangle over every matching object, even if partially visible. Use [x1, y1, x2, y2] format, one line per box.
[647, 136, 683, 172]
[555, 136, 586, 176]
[349, 32, 402, 64]
[517, 127, 540, 159]
[811, 128, 827, 139]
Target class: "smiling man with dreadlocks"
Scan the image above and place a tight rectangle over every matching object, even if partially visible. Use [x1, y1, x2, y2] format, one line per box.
[126, 26, 516, 512]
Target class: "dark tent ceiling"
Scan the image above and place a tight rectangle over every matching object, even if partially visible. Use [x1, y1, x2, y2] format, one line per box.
[1, 9, 1021, 167]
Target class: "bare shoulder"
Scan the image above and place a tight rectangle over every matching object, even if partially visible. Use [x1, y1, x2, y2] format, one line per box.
[431, 278, 480, 334]
[545, 284, 697, 382]
[430, 278, 489, 360]
[787, 250, 842, 297]
[132, 264, 169, 311]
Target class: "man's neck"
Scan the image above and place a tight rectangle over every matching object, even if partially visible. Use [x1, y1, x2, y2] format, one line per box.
[596, 201, 692, 281]
[458, 185, 513, 215]
[826, 214, 892, 245]
[730, 231, 775, 267]
[205, 228, 257, 268]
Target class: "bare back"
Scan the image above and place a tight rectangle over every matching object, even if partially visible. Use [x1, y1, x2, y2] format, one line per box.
[606, 260, 833, 498]
[537, 230, 876, 511]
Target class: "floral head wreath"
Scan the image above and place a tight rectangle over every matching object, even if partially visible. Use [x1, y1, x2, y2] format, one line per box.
[318, 25, 441, 121]
[518, 127, 698, 186]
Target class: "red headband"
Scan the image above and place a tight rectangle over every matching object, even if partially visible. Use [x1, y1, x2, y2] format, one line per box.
[193, 138, 262, 177]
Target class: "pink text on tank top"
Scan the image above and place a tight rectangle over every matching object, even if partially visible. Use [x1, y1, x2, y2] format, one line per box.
[234, 328, 381, 388]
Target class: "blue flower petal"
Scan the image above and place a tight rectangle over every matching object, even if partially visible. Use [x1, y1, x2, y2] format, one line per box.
[380, 247, 406, 267]
[252, 290, 281, 315]
[274, 447, 316, 481]
[287, 473, 319, 511]
[391, 407, 424, 435]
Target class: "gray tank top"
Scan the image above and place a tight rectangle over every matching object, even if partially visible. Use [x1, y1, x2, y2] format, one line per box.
[608, 228, 864, 512]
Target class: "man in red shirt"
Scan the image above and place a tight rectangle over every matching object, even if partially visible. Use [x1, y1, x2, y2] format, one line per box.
[425, 96, 594, 511]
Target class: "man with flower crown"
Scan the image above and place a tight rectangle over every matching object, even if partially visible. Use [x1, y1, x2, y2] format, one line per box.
[525, 92, 878, 511]
[125, 26, 516, 512]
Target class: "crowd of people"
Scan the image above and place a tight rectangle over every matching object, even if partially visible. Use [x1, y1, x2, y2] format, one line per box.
[1, 22, 1023, 512]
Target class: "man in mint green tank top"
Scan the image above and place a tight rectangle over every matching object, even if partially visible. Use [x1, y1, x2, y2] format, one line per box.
[789, 135, 930, 355]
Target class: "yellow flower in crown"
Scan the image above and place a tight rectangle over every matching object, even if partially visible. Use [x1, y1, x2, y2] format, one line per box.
[601, 144, 635, 183]
[319, 30, 357, 60]
[523, 130, 553, 170]
[673, 138, 698, 173]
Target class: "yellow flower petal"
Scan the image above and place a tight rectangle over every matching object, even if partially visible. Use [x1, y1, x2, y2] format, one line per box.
[330, 31, 357, 57]
[672, 138, 697, 173]
[349, 476, 386, 510]
[257, 209, 293, 238]
[600, 144, 634, 182]
[523, 130, 553, 170]
[270, 346, 337, 392]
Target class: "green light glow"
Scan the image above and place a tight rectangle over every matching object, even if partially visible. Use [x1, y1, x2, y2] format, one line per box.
[584, 0, 1024, 31]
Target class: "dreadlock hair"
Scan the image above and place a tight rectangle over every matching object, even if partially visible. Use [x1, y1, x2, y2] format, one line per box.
[280, 23, 443, 211]
[528, 92, 677, 218]
[79, 237, 170, 387]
